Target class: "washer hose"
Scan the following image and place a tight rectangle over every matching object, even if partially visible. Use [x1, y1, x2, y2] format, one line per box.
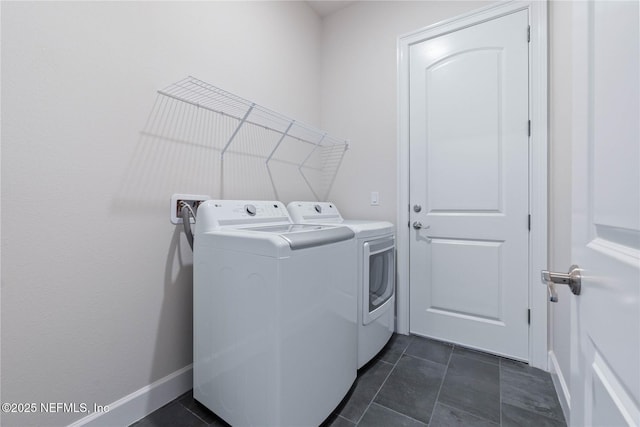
[180, 203, 195, 250]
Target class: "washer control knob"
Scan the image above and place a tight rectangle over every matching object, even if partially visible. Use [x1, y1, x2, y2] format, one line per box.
[314, 204, 322, 213]
[245, 204, 257, 216]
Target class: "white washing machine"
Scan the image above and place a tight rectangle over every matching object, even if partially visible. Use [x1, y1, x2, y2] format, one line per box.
[287, 201, 395, 368]
[193, 200, 357, 427]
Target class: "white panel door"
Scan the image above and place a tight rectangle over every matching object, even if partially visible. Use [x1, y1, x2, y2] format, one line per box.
[569, 1, 640, 425]
[409, 10, 530, 359]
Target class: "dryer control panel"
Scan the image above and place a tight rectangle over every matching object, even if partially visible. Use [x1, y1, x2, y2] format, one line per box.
[287, 201, 343, 223]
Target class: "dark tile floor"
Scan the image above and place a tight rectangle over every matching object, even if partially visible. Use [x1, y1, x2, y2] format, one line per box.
[131, 334, 566, 427]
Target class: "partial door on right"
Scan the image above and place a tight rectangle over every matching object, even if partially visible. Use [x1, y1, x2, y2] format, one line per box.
[569, 1, 639, 425]
[409, 10, 530, 360]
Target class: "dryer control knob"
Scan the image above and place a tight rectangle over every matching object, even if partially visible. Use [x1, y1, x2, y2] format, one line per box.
[314, 204, 322, 213]
[245, 204, 257, 216]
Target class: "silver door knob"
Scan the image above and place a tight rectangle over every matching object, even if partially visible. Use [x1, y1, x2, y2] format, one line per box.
[413, 222, 430, 230]
[541, 265, 581, 302]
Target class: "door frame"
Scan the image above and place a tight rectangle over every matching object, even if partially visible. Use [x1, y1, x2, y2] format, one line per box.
[396, 0, 549, 369]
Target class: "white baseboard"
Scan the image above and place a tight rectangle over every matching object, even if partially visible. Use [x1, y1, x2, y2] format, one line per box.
[548, 350, 570, 424]
[68, 364, 193, 427]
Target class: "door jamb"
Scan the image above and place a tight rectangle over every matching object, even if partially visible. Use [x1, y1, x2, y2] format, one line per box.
[396, 0, 548, 369]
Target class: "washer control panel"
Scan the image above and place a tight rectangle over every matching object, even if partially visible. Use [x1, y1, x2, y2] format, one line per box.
[245, 204, 257, 216]
[197, 200, 291, 229]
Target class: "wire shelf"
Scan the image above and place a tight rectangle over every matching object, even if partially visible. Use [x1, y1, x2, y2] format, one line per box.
[157, 77, 349, 201]
[159, 77, 349, 149]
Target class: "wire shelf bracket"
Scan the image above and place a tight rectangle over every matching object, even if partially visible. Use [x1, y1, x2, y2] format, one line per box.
[265, 120, 295, 201]
[298, 133, 326, 201]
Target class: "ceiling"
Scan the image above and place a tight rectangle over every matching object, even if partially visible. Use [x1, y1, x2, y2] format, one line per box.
[306, 1, 357, 18]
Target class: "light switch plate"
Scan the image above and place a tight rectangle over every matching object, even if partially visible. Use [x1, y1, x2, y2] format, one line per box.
[370, 191, 379, 206]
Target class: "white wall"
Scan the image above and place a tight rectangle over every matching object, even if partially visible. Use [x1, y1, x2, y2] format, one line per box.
[548, 0, 573, 417]
[321, 1, 491, 222]
[1, 2, 321, 426]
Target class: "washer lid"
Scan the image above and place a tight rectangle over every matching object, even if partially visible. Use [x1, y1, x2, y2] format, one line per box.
[245, 224, 355, 250]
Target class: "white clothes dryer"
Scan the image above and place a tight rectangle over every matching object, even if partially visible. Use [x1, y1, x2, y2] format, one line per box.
[287, 201, 395, 368]
[193, 200, 357, 427]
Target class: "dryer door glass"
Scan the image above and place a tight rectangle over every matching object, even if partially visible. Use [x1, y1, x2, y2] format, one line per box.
[368, 246, 394, 312]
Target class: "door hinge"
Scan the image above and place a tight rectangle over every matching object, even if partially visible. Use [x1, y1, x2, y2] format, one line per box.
[528, 214, 531, 231]
[527, 25, 531, 43]
[528, 120, 531, 137]
[527, 309, 531, 325]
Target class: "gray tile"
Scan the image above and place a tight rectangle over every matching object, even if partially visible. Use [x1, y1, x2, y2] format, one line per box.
[322, 413, 356, 427]
[501, 358, 545, 376]
[375, 333, 413, 364]
[502, 402, 567, 427]
[501, 360, 565, 421]
[178, 391, 229, 426]
[374, 355, 445, 423]
[438, 354, 501, 423]
[429, 403, 499, 427]
[130, 401, 208, 427]
[131, 351, 570, 427]
[444, 352, 500, 385]
[453, 345, 500, 366]
[405, 336, 453, 365]
[357, 403, 426, 427]
[336, 358, 394, 423]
